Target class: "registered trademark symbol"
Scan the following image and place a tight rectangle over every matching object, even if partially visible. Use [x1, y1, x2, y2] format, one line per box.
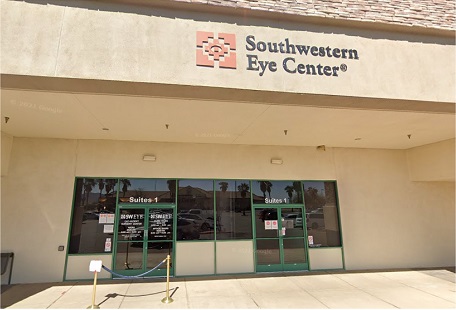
[340, 64, 347, 72]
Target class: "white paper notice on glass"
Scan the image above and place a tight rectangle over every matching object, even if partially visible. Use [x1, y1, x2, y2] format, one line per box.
[271, 220, 278, 230]
[98, 213, 107, 224]
[106, 214, 115, 224]
[308, 235, 314, 245]
[265, 220, 272, 230]
[103, 224, 114, 233]
[104, 238, 112, 252]
[281, 227, 286, 236]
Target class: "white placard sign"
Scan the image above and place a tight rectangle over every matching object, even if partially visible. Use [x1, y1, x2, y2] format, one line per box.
[103, 224, 114, 233]
[104, 238, 112, 252]
[308, 236, 314, 245]
[265, 220, 272, 230]
[106, 214, 115, 224]
[98, 213, 107, 224]
[271, 220, 278, 230]
[89, 260, 103, 272]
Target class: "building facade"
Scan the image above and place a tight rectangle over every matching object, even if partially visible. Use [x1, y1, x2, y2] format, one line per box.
[1, 0, 455, 284]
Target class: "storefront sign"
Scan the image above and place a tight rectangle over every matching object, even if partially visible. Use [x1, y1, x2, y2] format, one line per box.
[245, 35, 358, 77]
[196, 31, 360, 77]
[118, 213, 144, 240]
[128, 197, 159, 203]
[149, 211, 173, 240]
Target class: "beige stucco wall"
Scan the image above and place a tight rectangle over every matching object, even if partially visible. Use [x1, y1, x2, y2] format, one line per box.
[1, 137, 454, 283]
[407, 139, 455, 181]
[1, 132, 13, 177]
[1, 138, 77, 283]
[1, 0, 454, 103]
[334, 148, 455, 270]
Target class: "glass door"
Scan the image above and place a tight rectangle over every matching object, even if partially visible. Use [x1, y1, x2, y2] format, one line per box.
[254, 206, 308, 272]
[114, 207, 174, 277]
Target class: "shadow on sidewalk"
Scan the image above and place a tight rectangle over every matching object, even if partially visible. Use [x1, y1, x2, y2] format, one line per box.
[1, 267, 454, 308]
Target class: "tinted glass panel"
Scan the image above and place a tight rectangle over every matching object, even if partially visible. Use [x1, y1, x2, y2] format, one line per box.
[69, 178, 117, 254]
[215, 180, 253, 240]
[118, 179, 176, 204]
[255, 209, 279, 238]
[177, 180, 214, 240]
[146, 242, 173, 269]
[283, 239, 307, 264]
[281, 208, 304, 237]
[256, 239, 280, 265]
[303, 181, 342, 247]
[115, 242, 143, 270]
[252, 180, 303, 204]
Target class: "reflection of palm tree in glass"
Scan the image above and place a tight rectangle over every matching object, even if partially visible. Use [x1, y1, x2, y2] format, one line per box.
[96, 179, 105, 198]
[83, 179, 96, 205]
[105, 179, 117, 196]
[258, 181, 273, 199]
[219, 182, 229, 192]
[167, 180, 176, 201]
[293, 181, 302, 203]
[120, 179, 131, 197]
[259, 181, 267, 198]
[284, 185, 294, 203]
[237, 183, 250, 215]
[265, 181, 273, 198]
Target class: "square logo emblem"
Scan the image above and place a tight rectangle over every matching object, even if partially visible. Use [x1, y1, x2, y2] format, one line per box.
[196, 31, 236, 69]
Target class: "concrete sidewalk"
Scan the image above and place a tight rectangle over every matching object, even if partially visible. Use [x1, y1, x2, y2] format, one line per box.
[1, 268, 455, 309]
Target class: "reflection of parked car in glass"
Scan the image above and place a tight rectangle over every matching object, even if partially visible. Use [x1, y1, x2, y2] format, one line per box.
[284, 213, 303, 227]
[83, 211, 99, 221]
[179, 209, 203, 215]
[306, 213, 325, 229]
[177, 218, 200, 240]
[179, 214, 214, 231]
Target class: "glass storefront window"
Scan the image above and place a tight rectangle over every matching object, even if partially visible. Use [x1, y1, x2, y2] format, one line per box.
[68, 178, 118, 254]
[215, 180, 253, 240]
[177, 180, 214, 240]
[115, 242, 143, 270]
[252, 180, 303, 204]
[303, 181, 342, 247]
[118, 178, 176, 204]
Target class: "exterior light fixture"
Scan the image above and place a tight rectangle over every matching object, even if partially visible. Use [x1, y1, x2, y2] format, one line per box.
[143, 155, 156, 161]
[316, 145, 326, 151]
[271, 158, 283, 165]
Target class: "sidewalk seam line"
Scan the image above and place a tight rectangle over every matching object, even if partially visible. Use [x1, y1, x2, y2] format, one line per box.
[332, 273, 400, 308]
[45, 282, 78, 309]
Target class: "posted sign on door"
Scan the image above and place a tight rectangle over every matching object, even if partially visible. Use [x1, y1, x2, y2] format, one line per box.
[265, 220, 278, 230]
